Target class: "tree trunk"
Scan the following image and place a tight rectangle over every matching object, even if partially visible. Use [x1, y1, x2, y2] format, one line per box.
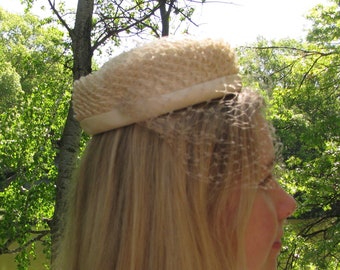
[51, 0, 94, 266]
[159, 0, 175, 36]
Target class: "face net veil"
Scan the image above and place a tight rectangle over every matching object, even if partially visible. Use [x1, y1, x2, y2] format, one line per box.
[142, 92, 271, 188]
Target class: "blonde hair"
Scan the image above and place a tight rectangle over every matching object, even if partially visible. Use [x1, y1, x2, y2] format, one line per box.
[54, 89, 268, 270]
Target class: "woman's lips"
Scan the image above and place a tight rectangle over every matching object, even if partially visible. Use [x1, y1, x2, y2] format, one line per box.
[272, 241, 282, 250]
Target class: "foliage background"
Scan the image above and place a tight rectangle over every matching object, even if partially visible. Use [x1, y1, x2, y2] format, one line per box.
[0, 8, 73, 269]
[237, 3, 340, 267]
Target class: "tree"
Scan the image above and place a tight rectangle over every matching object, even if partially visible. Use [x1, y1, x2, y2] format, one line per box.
[1, 0, 205, 268]
[0, 8, 72, 269]
[237, 1, 340, 268]
[0, 58, 22, 109]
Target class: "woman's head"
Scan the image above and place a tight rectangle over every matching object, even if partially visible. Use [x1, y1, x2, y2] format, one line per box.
[55, 37, 296, 270]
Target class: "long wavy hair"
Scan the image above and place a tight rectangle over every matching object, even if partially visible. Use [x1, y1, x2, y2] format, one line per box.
[54, 89, 269, 270]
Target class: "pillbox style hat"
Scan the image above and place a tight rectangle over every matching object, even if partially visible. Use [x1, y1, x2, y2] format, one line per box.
[73, 37, 242, 135]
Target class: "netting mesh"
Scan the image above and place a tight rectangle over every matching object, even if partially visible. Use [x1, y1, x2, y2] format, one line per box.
[139, 89, 274, 189]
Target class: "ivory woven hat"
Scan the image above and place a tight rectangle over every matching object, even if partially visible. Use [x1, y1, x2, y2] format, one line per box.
[73, 37, 242, 135]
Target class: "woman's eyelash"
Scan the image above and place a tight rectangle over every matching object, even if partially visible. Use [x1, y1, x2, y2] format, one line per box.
[259, 174, 273, 187]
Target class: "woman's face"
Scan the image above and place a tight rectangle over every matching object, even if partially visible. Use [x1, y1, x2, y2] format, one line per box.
[244, 129, 297, 270]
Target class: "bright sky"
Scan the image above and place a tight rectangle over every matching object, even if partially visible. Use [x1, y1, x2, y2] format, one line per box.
[0, 0, 331, 46]
[190, 0, 330, 45]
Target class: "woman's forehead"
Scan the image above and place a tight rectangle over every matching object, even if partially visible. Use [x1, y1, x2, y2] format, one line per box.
[255, 118, 276, 169]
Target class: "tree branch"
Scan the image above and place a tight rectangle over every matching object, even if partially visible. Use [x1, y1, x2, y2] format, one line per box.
[47, 0, 73, 36]
[92, 3, 160, 52]
[298, 54, 323, 89]
[0, 230, 49, 255]
[242, 45, 335, 57]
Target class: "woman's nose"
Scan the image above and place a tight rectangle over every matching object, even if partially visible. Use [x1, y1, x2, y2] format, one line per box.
[276, 187, 297, 220]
